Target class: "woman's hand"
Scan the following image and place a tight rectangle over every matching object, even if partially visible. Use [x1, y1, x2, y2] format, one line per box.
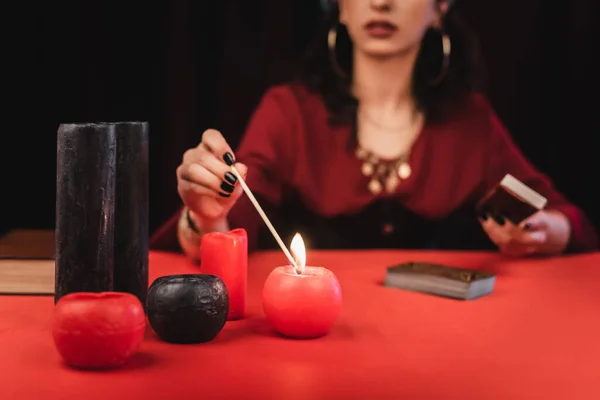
[176, 129, 247, 223]
[480, 210, 571, 257]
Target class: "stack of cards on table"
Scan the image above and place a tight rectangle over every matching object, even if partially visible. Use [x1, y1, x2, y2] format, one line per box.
[384, 262, 496, 300]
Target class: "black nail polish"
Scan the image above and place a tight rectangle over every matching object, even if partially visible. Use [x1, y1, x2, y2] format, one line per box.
[523, 222, 532, 230]
[220, 181, 235, 193]
[218, 192, 231, 198]
[492, 214, 505, 226]
[223, 152, 235, 166]
[224, 171, 237, 185]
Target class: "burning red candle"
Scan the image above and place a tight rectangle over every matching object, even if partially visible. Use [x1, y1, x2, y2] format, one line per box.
[262, 233, 342, 339]
[200, 228, 248, 320]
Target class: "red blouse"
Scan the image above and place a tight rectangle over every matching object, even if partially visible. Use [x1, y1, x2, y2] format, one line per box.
[151, 84, 598, 254]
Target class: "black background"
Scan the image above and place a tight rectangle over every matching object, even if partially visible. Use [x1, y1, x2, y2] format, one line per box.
[2, 0, 598, 237]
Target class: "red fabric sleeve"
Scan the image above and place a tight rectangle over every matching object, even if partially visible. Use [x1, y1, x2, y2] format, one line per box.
[479, 96, 598, 253]
[227, 86, 298, 251]
[149, 208, 183, 251]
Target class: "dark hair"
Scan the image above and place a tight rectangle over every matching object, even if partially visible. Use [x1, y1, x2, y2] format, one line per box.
[295, 2, 485, 126]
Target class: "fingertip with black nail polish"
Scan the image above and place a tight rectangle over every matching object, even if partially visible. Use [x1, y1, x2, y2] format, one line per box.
[492, 214, 505, 226]
[223, 152, 235, 166]
[218, 192, 231, 198]
[224, 171, 237, 185]
[220, 181, 235, 194]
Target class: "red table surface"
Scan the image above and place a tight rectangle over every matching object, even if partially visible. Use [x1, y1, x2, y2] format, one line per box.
[1, 250, 599, 400]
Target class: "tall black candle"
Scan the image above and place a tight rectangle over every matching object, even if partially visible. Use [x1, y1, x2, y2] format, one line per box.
[55, 123, 116, 303]
[113, 122, 149, 309]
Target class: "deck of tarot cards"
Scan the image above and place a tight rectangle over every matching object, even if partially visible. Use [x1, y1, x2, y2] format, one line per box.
[384, 262, 496, 300]
[477, 173, 548, 225]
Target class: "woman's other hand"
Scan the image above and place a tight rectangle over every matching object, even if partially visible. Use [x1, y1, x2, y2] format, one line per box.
[177, 129, 247, 223]
[480, 210, 571, 257]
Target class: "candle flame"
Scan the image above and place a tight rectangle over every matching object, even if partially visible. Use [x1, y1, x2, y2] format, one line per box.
[290, 233, 306, 274]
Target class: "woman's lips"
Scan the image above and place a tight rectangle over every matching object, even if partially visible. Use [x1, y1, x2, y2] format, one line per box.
[364, 20, 398, 38]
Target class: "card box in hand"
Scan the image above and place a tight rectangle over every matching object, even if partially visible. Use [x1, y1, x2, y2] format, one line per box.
[477, 174, 548, 225]
[384, 262, 496, 300]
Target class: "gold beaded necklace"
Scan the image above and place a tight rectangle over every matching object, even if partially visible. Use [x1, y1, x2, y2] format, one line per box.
[355, 109, 423, 195]
[355, 146, 413, 195]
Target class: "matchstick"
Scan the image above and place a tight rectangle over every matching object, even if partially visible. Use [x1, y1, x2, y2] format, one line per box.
[229, 165, 300, 273]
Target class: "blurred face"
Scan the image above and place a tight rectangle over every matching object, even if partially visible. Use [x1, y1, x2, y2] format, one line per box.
[339, 0, 446, 57]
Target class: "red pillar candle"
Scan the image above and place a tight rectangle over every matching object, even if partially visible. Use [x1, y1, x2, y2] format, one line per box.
[262, 233, 342, 339]
[200, 228, 248, 320]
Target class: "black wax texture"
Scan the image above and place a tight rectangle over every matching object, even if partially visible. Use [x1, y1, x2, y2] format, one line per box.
[55, 123, 116, 303]
[113, 122, 149, 309]
[146, 274, 229, 344]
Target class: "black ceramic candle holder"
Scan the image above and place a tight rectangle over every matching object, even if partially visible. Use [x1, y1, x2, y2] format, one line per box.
[146, 274, 229, 344]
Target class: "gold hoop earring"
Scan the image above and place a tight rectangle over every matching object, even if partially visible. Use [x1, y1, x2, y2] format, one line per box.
[328, 25, 348, 79]
[428, 31, 451, 86]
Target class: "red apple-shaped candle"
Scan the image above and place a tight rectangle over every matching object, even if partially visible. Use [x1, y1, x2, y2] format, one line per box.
[52, 292, 146, 369]
[262, 233, 342, 339]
